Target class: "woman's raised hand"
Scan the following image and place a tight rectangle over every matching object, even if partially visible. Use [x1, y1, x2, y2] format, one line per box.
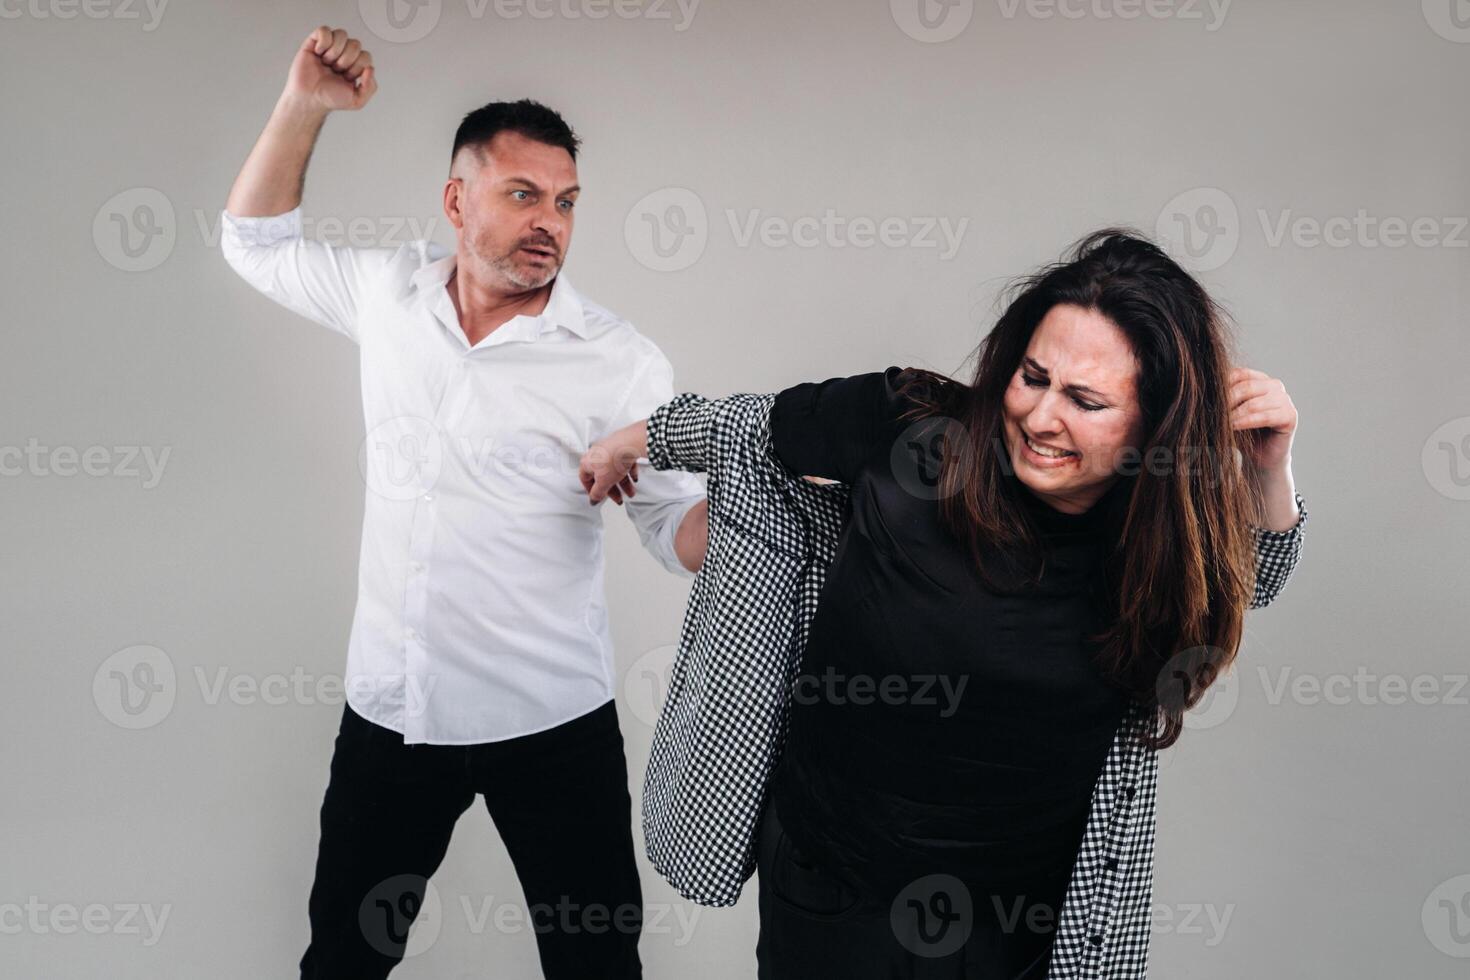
[1228, 366, 1297, 472]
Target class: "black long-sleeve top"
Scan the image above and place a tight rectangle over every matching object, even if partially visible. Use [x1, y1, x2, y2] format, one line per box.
[766, 366, 1134, 934]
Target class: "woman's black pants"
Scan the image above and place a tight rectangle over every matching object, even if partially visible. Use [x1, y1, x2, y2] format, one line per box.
[754, 804, 1060, 979]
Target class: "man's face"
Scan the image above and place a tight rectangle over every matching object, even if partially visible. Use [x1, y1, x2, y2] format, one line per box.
[447, 130, 579, 291]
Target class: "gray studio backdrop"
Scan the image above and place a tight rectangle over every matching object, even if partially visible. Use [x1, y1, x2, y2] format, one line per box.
[3, 0, 1467, 977]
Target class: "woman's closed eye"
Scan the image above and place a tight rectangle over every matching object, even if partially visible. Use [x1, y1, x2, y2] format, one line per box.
[1022, 373, 1105, 412]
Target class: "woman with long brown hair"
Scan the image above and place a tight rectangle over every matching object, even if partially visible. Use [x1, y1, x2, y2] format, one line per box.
[580, 228, 1307, 978]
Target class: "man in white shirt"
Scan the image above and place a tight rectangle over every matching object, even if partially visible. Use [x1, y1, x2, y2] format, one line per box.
[220, 26, 707, 980]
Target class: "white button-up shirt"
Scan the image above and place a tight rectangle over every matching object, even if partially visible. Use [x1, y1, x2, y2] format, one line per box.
[220, 206, 704, 744]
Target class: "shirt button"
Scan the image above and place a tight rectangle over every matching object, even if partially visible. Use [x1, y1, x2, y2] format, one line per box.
[404, 627, 416, 640]
[422, 492, 435, 503]
[409, 561, 424, 573]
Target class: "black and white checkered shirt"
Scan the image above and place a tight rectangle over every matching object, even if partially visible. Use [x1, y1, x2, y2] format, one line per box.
[642, 388, 1307, 978]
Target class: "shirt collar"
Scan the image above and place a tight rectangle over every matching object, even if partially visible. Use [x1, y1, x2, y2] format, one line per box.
[411, 251, 589, 339]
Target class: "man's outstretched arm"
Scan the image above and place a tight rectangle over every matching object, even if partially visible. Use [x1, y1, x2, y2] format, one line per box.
[220, 27, 386, 340]
[226, 25, 375, 217]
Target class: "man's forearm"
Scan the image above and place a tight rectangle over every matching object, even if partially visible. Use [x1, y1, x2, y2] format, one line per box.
[226, 93, 329, 217]
[673, 499, 709, 574]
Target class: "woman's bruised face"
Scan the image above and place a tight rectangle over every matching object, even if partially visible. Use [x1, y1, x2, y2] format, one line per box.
[1001, 304, 1146, 514]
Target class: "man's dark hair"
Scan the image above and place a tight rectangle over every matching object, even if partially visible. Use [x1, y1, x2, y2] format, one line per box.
[450, 99, 581, 172]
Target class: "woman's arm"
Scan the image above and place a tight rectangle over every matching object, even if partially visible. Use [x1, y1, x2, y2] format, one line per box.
[578, 416, 710, 573]
[579, 419, 648, 506]
[578, 382, 758, 502]
[1230, 365, 1300, 532]
[1229, 364, 1308, 606]
[767, 366, 910, 483]
[1248, 486, 1307, 609]
[1255, 459, 1301, 532]
[580, 368, 907, 503]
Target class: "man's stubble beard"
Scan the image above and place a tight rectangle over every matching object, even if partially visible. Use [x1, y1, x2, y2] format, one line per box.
[468, 232, 560, 291]
[496, 254, 558, 290]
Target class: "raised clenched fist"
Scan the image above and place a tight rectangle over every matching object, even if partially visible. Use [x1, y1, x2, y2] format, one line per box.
[285, 26, 376, 113]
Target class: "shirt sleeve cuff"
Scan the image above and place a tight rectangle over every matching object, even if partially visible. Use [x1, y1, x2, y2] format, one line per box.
[1255, 490, 1308, 541]
[220, 206, 304, 248]
[647, 393, 715, 473]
